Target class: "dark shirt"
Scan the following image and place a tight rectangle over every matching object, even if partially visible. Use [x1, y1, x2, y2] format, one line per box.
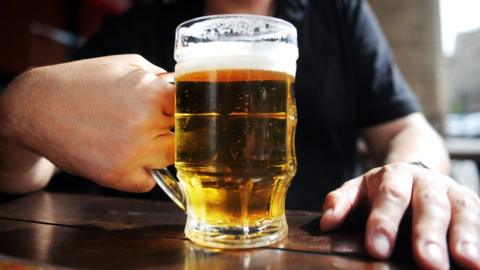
[52, 0, 420, 210]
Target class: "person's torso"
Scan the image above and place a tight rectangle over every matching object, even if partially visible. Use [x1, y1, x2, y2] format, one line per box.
[55, 0, 362, 210]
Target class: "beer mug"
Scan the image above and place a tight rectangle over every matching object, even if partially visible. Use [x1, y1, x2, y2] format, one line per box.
[151, 14, 298, 249]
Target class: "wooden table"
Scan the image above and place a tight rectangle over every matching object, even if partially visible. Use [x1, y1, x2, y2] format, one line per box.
[0, 192, 417, 269]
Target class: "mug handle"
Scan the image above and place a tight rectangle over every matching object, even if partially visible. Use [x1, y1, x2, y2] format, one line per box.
[150, 168, 187, 211]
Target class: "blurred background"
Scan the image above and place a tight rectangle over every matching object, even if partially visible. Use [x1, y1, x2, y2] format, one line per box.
[0, 0, 479, 193]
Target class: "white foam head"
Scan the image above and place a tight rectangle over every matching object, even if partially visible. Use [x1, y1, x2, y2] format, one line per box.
[175, 41, 298, 77]
[174, 15, 298, 77]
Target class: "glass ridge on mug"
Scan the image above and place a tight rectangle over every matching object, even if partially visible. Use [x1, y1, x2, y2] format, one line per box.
[151, 14, 298, 249]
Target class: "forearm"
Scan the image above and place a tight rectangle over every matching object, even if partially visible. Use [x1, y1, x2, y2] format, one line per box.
[0, 70, 56, 193]
[362, 113, 450, 174]
[385, 122, 450, 174]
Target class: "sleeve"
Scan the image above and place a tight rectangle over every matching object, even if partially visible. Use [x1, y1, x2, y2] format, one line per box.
[344, 0, 421, 128]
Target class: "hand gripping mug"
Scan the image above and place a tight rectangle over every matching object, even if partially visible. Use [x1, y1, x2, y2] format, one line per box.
[152, 14, 298, 249]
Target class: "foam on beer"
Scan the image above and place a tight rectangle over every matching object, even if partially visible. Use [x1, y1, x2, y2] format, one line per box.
[175, 41, 298, 77]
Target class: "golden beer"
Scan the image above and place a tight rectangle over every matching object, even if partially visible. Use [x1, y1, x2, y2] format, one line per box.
[175, 69, 297, 246]
[151, 14, 298, 248]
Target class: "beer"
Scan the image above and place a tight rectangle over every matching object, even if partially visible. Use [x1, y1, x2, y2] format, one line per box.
[151, 14, 298, 248]
[175, 69, 297, 235]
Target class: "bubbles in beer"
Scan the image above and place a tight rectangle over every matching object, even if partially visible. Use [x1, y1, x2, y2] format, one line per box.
[173, 13, 298, 248]
[175, 69, 297, 228]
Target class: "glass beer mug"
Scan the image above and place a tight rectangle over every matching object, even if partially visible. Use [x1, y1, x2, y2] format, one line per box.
[151, 14, 298, 249]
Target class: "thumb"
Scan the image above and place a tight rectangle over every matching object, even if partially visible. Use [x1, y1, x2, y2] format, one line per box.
[143, 133, 175, 170]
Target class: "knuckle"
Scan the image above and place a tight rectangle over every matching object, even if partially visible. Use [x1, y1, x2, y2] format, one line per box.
[379, 183, 410, 205]
[365, 167, 381, 177]
[454, 197, 468, 208]
[451, 185, 480, 210]
[148, 85, 166, 105]
[417, 190, 450, 208]
[135, 73, 160, 95]
[382, 162, 406, 173]
[378, 165, 392, 176]
[369, 214, 397, 233]
[129, 53, 145, 62]
[454, 195, 479, 211]
[325, 190, 338, 201]
[128, 108, 151, 129]
[375, 162, 410, 180]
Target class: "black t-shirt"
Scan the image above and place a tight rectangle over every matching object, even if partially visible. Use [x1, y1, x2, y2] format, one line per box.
[52, 0, 420, 210]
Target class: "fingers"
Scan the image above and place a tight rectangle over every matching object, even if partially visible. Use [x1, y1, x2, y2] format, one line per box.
[97, 168, 156, 193]
[157, 72, 175, 117]
[364, 165, 413, 259]
[95, 133, 173, 193]
[120, 54, 174, 118]
[447, 184, 480, 269]
[94, 167, 155, 193]
[115, 122, 174, 194]
[144, 132, 175, 169]
[136, 72, 174, 129]
[158, 72, 175, 84]
[412, 176, 451, 270]
[321, 162, 480, 269]
[320, 177, 364, 232]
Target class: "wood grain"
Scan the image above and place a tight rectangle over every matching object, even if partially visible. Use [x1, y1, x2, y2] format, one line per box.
[0, 192, 415, 269]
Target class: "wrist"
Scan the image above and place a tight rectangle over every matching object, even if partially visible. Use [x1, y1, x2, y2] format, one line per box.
[0, 68, 44, 155]
[0, 69, 55, 194]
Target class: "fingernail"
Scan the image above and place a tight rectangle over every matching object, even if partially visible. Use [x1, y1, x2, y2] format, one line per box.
[424, 243, 446, 268]
[323, 208, 334, 217]
[372, 233, 391, 258]
[461, 242, 479, 262]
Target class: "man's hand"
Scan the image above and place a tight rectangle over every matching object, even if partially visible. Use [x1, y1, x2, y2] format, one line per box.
[0, 55, 174, 193]
[320, 162, 480, 270]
